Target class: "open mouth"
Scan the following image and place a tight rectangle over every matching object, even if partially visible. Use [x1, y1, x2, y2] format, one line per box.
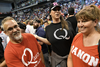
[55, 13, 59, 16]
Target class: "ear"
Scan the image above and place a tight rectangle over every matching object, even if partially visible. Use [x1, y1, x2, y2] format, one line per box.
[4, 31, 8, 36]
[94, 19, 98, 26]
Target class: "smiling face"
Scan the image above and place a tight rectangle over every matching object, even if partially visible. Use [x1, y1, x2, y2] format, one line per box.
[75, 5, 100, 35]
[3, 20, 22, 41]
[50, 7, 61, 20]
[77, 19, 97, 34]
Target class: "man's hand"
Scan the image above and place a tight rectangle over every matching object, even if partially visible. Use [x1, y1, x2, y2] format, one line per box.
[38, 41, 43, 45]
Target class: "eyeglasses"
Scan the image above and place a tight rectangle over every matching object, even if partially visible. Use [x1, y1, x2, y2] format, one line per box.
[5, 25, 19, 32]
[52, 8, 61, 11]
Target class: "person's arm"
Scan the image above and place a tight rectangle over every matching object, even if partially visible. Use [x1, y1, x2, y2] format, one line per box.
[39, 51, 45, 65]
[0, 60, 7, 67]
[67, 46, 73, 67]
[34, 34, 51, 45]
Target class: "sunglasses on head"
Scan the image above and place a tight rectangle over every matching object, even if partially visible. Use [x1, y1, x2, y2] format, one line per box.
[52, 8, 61, 11]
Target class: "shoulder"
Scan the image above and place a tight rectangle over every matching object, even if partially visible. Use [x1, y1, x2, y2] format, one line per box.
[22, 33, 35, 39]
[4, 42, 16, 57]
[73, 33, 82, 41]
[45, 23, 52, 31]
[76, 32, 82, 36]
[71, 33, 82, 46]
[39, 26, 44, 30]
[22, 33, 32, 36]
[66, 20, 71, 24]
[46, 23, 52, 28]
[66, 17, 70, 20]
[66, 20, 73, 29]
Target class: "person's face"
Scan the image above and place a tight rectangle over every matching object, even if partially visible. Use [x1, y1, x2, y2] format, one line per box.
[50, 7, 61, 19]
[33, 22, 39, 29]
[44, 22, 49, 28]
[4, 20, 22, 40]
[77, 19, 97, 34]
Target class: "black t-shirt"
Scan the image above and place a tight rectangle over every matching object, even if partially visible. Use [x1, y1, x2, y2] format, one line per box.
[0, 37, 4, 59]
[66, 16, 77, 33]
[45, 21, 75, 56]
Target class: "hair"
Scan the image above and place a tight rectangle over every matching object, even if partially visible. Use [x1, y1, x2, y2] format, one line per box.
[25, 20, 30, 24]
[1, 16, 15, 29]
[43, 21, 48, 24]
[76, 5, 100, 32]
[68, 7, 74, 15]
[49, 15, 69, 30]
[60, 16, 69, 30]
[18, 22, 26, 30]
[40, 19, 43, 25]
[29, 20, 33, 25]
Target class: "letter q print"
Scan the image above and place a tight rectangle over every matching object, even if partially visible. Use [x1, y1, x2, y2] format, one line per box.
[22, 48, 37, 66]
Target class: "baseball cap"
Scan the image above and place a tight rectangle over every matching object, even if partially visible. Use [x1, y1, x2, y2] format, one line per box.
[50, 2, 61, 12]
[36, 20, 41, 23]
[18, 22, 26, 30]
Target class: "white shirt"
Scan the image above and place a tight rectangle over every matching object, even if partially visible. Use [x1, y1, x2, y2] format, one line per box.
[0, 31, 8, 50]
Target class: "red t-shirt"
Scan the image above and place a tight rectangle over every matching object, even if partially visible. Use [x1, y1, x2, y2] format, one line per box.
[71, 33, 100, 67]
[4, 33, 45, 67]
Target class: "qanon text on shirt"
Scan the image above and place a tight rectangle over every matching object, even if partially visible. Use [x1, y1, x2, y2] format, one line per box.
[71, 45, 99, 66]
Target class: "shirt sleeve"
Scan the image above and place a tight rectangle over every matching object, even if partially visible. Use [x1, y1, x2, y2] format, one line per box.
[37, 30, 45, 38]
[25, 26, 30, 33]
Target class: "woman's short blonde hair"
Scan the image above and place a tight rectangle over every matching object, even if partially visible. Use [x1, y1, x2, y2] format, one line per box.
[76, 5, 100, 21]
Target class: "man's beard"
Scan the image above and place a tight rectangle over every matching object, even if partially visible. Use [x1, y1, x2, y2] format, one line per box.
[12, 31, 22, 40]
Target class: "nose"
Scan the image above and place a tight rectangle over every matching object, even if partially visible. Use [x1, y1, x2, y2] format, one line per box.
[12, 28, 17, 32]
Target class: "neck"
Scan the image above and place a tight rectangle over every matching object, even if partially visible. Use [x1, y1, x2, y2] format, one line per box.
[52, 18, 61, 23]
[83, 29, 98, 38]
[10, 37, 23, 44]
[68, 15, 74, 17]
[38, 24, 41, 27]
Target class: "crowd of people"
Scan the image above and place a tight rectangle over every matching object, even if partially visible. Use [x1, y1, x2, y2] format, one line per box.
[16, 0, 47, 9]
[12, 0, 100, 24]
[0, 0, 100, 67]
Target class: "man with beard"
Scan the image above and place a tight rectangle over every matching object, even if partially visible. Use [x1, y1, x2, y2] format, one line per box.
[1, 17, 45, 67]
[34, 20, 50, 67]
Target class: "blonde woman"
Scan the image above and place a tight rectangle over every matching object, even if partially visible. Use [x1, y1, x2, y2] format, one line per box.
[34, 2, 75, 67]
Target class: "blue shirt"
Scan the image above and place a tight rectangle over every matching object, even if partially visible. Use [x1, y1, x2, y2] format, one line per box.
[36, 26, 48, 54]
